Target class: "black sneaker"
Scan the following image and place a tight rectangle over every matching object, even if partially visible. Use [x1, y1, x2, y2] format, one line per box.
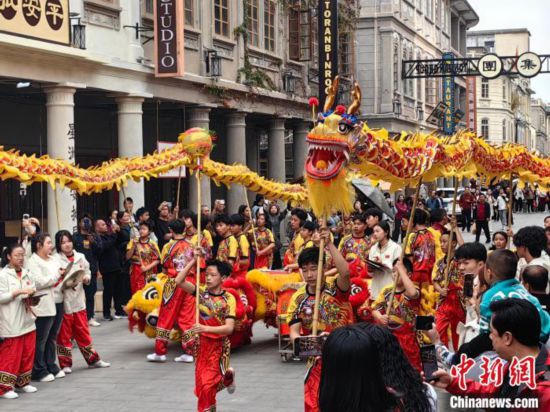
[103, 315, 114, 321]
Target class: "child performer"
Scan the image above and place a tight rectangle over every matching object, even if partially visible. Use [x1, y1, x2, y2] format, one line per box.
[251, 212, 275, 269]
[214, 215, 238, 268]
[230, 214, 250, 278]
[284, 221, 316, 272]
[0, 244, 37, 399]
[338, 212, 372, 264]
[288, 227, 353, 412]
[175, 256, 236, 412]
[126, 221, 161, 295]
[433, 225, 466, 350]
[371, 259, 422, 372]
[54, 231, 110, 373]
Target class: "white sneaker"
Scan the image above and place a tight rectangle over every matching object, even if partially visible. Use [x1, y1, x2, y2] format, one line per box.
[55, 370, 65, 379]
[146, 353, 166, 362]
[39, 374, 55, 382]
[62, 367, 72, 374]
[16, 385, 37, 393]
[88, 319, 101, 327]
[174, 354, 194, 363]
[89, 360, 110, 368]
[0, 391, 18, 399]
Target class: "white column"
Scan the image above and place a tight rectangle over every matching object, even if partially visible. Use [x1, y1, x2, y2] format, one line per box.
[226, 112, 247, 213]
[187, 107, 212, 212]
[293, 121, 310, 178]
[116, 96, 145, 209]
[45, 85, 78, 235]
[268, 118, 287, 183]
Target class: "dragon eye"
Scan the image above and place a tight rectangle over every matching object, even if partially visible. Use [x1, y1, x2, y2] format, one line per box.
[338, 123, 351, 134]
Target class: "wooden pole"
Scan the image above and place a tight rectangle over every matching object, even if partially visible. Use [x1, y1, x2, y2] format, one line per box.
[243, 190, 259, 252]
[54, 188, 61, 231]
[444, 178, 460, 289]
[387, 178, 423, 317]
[195, 162, 202, 324]
[176, 167, 183, 209]
[312, 217, 327, 336]
[508, 172, 514, 248]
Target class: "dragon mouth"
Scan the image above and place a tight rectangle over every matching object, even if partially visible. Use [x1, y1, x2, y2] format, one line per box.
[305, 139, 350, 180]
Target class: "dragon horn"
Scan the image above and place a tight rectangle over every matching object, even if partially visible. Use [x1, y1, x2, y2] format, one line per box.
[323, 76, 340, 113]
[347, 82, 362, 114]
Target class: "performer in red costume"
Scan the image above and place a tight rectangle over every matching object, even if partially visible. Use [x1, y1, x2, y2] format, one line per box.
[147, 219, 197, 363]
[126, 221, 160, 295]
[0, 244, 37, 399]
[230, 214, 250, 278]
[180, 209, 213, 256]
[288, 228, 353, 412]
[433, 231, 466, 350]
[214, 215, 238, 267]
[175, 256, 237, 412]
[337, 212, 373, 264]
[250, 212, 275, 269]
[54, 231, 110, 373]
[372, 259, 422, 372]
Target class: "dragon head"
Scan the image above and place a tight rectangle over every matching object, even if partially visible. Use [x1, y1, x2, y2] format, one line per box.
[305, 78, 361, 180]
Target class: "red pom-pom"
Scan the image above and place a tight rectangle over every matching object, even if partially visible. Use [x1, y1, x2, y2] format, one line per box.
[334, 105, 346, 115]
[308, 97, 319, 107]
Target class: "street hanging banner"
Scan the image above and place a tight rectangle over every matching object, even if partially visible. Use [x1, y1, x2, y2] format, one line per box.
[318, 0, 338, 105]
[442, 52, 455, 135]
[0, 0, 70, 45]
[154, 0, 184, 77]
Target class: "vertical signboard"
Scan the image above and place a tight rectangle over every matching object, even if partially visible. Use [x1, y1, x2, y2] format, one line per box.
[318, 0, 338, 106]
[442, 52, 455, 135]
[154, 0, 184, 77]
[466, 76, 477, 133]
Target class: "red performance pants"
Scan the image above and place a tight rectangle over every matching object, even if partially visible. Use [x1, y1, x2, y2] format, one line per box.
[392, 323, 422, 373]
[129, 264, 147, 295]
[0, 330, 35, 394]
[57, 310, 100, 368]
[436, 291, 466, 351]
[304, 357, 322, 412]
[195, 335, 232, 412]
[155, 278, 195, 355]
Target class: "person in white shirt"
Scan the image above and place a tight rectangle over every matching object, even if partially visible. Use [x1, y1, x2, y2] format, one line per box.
[0, 244, 38, 399]
[514, 226, 550, 278]
[369, 221, 402, 299]
[54, 231, 110, 374]
[26, 234, 65, 382]
[497, 189, 509, 230]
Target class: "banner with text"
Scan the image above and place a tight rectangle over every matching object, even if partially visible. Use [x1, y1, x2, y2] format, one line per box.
[318, 0, 338, 106]
[442, 52, 455, 135]
[154, 0, 184, 77]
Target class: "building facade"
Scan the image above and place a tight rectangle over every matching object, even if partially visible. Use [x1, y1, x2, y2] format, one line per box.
[530, 98, 550, 154]
[356, 0, 478, 132]
[466, 29, 535, 148]
[0, 0, 357, 237]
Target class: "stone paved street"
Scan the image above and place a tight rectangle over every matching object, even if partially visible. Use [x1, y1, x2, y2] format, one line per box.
[8, 212, 548, 412]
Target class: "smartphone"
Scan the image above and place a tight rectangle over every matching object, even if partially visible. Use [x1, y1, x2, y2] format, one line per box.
[293, 335, 327, 358]
[415, 315, 435, 331]
[420, 344, 439, 382]
[22, 214, 30, 220]
[463, 273, 474, 298]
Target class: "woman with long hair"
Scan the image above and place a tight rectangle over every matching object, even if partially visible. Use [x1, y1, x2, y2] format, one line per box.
[54, 231, 110, 374]
[26, 233, 65, 382]
[266, 202, 286, 269]
[251, 211, 275, 269]
[0, 244, 39, 399]
[392, 194, 408, 242]
[369, 221, 402, 299]
[489, 231, 508, 251]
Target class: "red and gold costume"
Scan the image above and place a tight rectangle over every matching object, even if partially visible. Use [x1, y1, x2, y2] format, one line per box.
[234, 233, 250, 278]
[251, 227, 275, 269]
[405, 229, 438, 315]
[433, 257, 465, 350]
[287, 278, 353, 412]
[283, 233, 304, 267]
[216, 235, 238, 267]
[154, 238, 196, 356]
[338, 234, 373, 264]
[184, 229, 214, 255]
[126, 238, 161, 294]
[372, 285, 422, 372]
[194, 285, 237, 412]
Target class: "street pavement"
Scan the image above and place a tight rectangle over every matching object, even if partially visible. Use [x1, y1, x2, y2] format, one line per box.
[8, 212, 548, 412]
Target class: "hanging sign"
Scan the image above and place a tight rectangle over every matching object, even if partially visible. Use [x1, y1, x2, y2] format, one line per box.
[442, 52, 455, 135]
[154, 0, 184, 77]
[318, 0, 338, 105]
[0, 0, 70, 45]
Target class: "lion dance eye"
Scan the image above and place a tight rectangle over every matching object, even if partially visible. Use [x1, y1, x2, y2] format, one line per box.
[338, 123, 352, 134]
[351, 284, 362, 296]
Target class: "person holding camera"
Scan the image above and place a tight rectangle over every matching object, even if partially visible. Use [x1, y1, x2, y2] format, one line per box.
[73, 216, 102, 327]
[21, 216, 41, 260]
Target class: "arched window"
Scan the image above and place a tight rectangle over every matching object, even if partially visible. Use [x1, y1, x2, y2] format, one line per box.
[481, 118, 489, 138]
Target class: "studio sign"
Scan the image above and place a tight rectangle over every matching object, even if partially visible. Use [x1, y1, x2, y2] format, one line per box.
[154, 0, 184, 77]
[0, 0, 69, 45]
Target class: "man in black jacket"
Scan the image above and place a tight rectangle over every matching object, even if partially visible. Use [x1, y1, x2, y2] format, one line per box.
[474, 194, 491, 244]
[73, 215, 103, 326]
[95, 219, 125, 321]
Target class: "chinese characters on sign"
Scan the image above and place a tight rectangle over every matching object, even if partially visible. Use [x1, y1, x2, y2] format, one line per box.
[442, 52, 455, 135]
[0, 0, 69, 44]
[154, 0, 184, 77]
[318, 0, 338, 106]
[478, 53, 503, 79]
[516, 52, 542, 78]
